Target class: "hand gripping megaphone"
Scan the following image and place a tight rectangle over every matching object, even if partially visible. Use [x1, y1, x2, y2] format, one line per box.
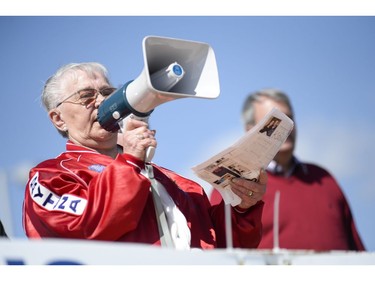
[97, 36, 220, 132]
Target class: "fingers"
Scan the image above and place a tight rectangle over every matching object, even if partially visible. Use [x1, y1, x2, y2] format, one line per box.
[122, 118, 156, 141]
[117, 128, 156, 145]
[125, 117, 149, 131]
[135, 130, 156, 141]
[230, 169, 267, 209]
[125, 118, 156, 140]
[230, 178, 262, 201]
[118, 118, 157, 161]
[258, 169, 268, 185]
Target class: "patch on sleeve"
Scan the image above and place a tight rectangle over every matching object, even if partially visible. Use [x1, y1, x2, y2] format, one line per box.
[29, 172, 87, 215]
[88, 164, 105, 173]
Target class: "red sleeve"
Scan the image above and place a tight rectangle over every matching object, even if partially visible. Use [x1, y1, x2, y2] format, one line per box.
[23, 153, 151, 241]
[210, 188, 222, 206]
[343, 199, 366, 251]
[156, 166, 264, 249]
[209, 196, 264, 249]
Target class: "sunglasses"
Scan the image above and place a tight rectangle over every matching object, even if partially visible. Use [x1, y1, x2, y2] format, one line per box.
[55, 87, 117, 108]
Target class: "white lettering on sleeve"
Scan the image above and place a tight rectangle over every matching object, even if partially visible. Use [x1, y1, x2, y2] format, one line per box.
[29, 172, 87, 215]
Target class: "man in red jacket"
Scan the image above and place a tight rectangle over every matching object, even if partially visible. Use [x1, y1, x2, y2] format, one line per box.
[23, 62, 267, 250]
[210, 88, 365, 251]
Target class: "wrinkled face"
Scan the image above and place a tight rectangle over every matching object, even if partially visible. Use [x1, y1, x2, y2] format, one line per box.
[49, 70, 117, 152]
[250, 96, 296, 158]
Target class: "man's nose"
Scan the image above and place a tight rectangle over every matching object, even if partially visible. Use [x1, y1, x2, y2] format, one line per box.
[94, 93, 106, 107]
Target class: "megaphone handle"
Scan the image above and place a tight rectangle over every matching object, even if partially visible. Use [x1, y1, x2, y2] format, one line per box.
[145, 146, 156, 163]
[126, 114, 155, 163]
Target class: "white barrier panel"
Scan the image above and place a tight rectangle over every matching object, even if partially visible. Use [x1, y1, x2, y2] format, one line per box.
[1, 238, 375, 265]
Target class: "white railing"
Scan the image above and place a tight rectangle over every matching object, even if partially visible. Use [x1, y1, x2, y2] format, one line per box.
[1, 238, 374, 265]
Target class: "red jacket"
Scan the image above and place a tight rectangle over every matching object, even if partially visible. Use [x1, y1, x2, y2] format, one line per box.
[23, 141, 264, 249]
[211, 161, 365, 251]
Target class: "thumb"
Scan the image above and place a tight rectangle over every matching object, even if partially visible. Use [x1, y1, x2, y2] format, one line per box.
[258, 169, 268, 185]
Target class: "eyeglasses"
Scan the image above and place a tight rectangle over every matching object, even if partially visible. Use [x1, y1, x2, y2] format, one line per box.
[55, 87, 117, 108]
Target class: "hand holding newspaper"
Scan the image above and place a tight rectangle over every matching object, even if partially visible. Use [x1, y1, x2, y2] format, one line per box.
[191, 107, 294, 206]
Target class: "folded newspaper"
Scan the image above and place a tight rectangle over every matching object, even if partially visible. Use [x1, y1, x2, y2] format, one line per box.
[191, 107, 294, 206]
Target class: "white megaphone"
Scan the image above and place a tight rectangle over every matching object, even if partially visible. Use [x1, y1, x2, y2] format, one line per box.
[97, 35, 220, 133]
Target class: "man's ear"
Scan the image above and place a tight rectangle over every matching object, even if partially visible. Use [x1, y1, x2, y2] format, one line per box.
[49, 109, 67, 132]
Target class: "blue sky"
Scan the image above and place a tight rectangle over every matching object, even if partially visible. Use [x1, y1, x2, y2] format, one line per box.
[1, 16, 374, 252]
